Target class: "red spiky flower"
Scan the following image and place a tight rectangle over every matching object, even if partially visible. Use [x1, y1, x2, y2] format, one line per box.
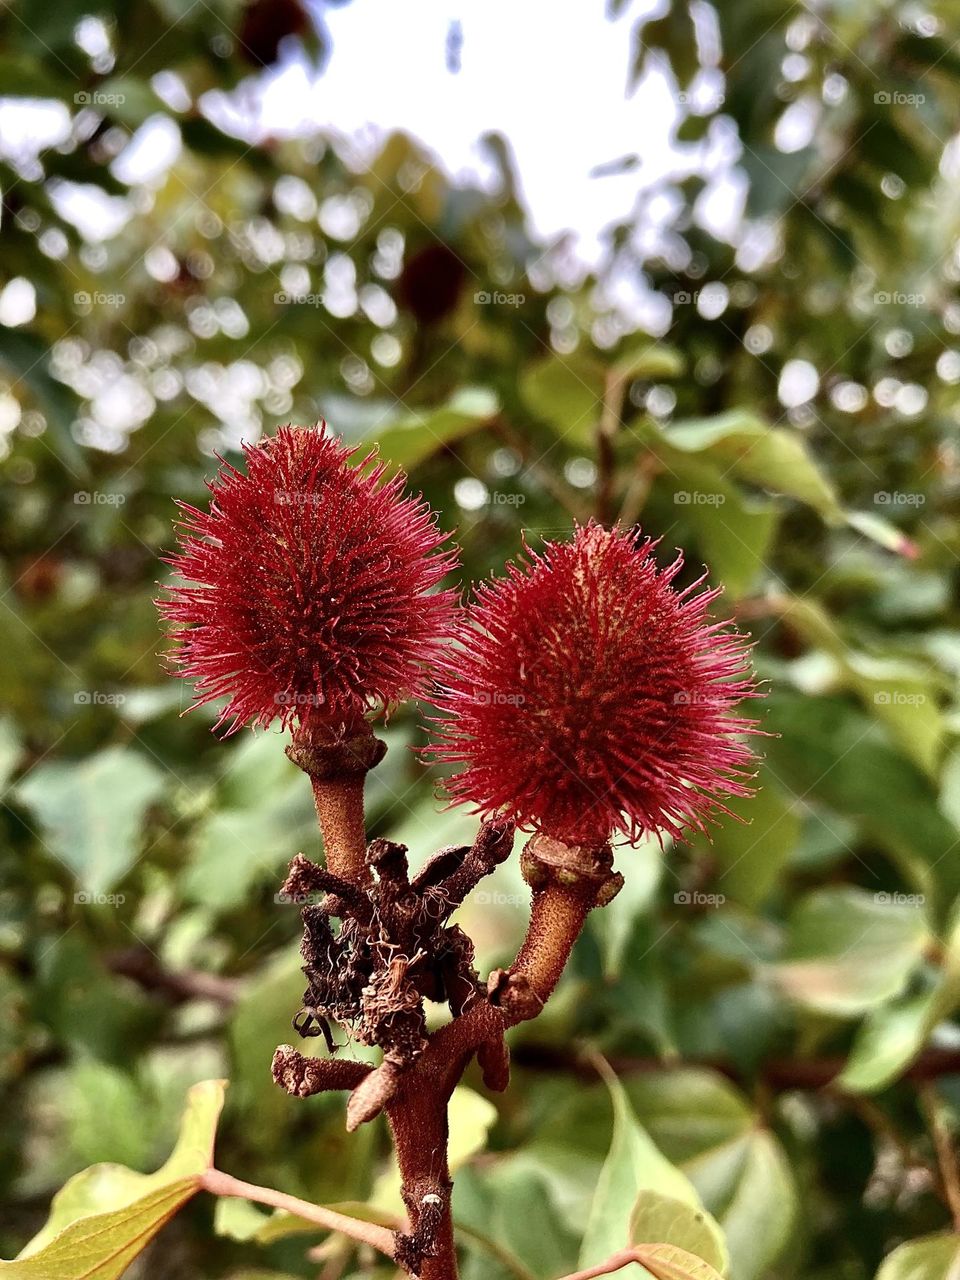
[160, 423, 458, 736]
[430, 522, 759, 847]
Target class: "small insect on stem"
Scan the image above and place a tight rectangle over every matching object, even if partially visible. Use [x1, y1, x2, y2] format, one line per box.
[293, 1007, 338, 1054]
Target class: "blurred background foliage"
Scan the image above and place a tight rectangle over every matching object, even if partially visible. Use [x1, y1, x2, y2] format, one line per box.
[2, 1, 960, 1278]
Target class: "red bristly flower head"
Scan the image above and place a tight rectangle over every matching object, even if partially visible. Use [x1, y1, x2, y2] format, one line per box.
[160, 423, 458, 736]
[430, 522, 760, 848]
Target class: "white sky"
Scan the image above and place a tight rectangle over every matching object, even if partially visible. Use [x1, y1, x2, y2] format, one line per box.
[0, 1, 744, 280]
[253, 0, 680, 259]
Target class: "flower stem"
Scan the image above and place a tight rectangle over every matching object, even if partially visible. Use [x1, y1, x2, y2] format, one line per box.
[286, 719, 385, 886]
[310, 774, 371, 885]
[511, 880, 598, 1005]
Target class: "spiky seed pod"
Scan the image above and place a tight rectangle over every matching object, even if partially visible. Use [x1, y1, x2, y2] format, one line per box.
[430, 522, 760, 848]
[160, 423, 458, 735]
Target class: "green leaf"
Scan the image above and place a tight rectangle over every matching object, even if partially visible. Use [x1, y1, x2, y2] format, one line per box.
[519, 343, 678, 444]
[651, 451, 778, 599]
[764, 694, 960, 914]
[519, 352, 605, 440]
[697, 768, 799, 908]
[627, 1070, 796, 1280]
[838, 992, 940, 1093]
[182, 733, 318, 909]
[780, 596, 944, 776]
[371, 387, 498, 469]
[875, 1233, 960, 1280]
[660, 410, 842, 517]
[650, 412, 912, 556]
[771, 887, 929, 1015]
[93, 77, 167, 128]
[579, 1064, 718, 1268]
[601, 837, 663, 977]
[14, 746, 165, 896]
[840, 904, 960, 1092]
[484, 1164, 579, 1279]
[2, 1079, 226, 1276]
[611, 342, 684, 383]
[0, 716, 23, 791]
[448, 1086, 499, 1171]
[0, 325, 88, 477]
[635, 1243, 725, 1280]
[845, 511, 917, 559]
[630, 1192, 727, 1274]
[707, 1130, 795, 1280]
[939, 749, 960, 831]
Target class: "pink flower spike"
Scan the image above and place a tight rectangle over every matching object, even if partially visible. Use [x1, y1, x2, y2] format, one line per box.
[429, 522, 761, 848]
[159, 423, 458, 736]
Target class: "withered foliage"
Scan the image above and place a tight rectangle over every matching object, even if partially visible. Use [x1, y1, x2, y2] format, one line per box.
[280, 821, 514, 1071]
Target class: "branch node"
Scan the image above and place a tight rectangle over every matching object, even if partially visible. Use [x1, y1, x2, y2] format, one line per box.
[271, 1044, 371, 1098]
[487, 967, 544, 1021]
[395, 1179, 452, 1274]
[286, 727, 387, 781]
[477, 1033, 511, 1092]
[521, 834, 621, 903]
[346, 1058, 403, 1130]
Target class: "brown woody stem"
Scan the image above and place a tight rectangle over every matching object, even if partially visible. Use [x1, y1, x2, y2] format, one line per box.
[286, 719, 385, 886]
[272, 1044, 372, 1098]
[511, 880, 598, 1004]
[286, 747, 621, 1280]
[309, 775, 370, 885]
[382, 835, 621, 1279]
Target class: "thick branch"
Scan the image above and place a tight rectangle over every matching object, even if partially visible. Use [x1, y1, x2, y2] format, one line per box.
[272, 1044, 372, 1098]
[510, 880, 597, 1007]
[106, 949, 241, 1005]
[508, 1045, 960, 1091]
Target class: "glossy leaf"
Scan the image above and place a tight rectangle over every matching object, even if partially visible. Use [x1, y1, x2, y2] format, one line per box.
[14, 746, 165, 896]
[2, 1080, 225, 1277]
[771, 888, 929, 1016]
